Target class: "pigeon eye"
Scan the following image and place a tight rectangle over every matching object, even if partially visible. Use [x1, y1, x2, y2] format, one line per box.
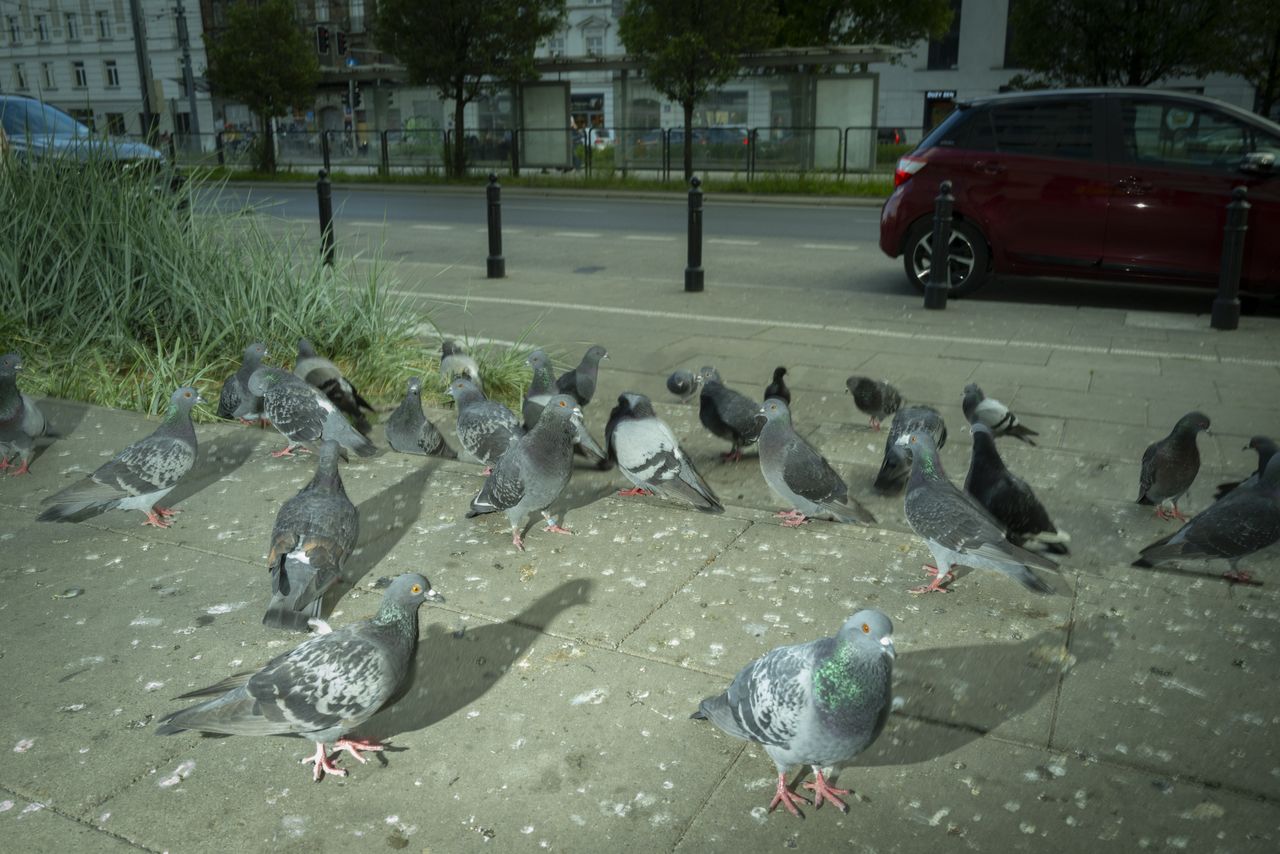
[862, 623, 871, 634]
[558, 400, 566, 407]
[410, 584, 422, 594]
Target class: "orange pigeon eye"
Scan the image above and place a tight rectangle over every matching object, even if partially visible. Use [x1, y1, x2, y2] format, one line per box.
[558, 400, 567, 407]
[411, 584, 422, 594]
[862, 623, 871, 634]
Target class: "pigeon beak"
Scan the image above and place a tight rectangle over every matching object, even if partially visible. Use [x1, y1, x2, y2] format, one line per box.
[425, 587, 445, 603]
[880, 636, 895, 658]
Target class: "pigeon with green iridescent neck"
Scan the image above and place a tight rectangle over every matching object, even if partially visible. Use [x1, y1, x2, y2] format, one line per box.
[0, 352, 54, 476]
[217, 342, 268, 423]
[385, 378, 456, 459]
[248, 367, 375, 459]
[692, 610, 895, 819]
[1137, 411, 1211, 521]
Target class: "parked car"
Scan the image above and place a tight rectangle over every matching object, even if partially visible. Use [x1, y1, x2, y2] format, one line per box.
[879, 89, 1280, 297]
[0, 94, 167, 169]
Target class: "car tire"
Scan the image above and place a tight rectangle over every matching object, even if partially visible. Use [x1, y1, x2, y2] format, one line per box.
[902, 218, 991, 298]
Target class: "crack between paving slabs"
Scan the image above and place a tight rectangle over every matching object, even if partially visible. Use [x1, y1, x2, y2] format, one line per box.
[1046, 568, 1083, 749]
[668, 741, 749, 852]
[0, 782, 165, 853]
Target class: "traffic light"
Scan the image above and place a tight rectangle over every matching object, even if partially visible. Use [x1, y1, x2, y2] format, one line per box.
[316, 26, 330, 54]
[336, 31, 348, 55]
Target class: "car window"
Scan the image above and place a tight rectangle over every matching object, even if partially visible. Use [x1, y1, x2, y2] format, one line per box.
[1120, 99, 1280, 169]
[0, 99, 90, 137]
[986, 101, 1094, 159]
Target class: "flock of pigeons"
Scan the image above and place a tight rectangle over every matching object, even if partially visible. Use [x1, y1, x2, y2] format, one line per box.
[1, 340, 1277, 816]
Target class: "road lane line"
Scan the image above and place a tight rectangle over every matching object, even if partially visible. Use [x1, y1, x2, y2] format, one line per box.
[800, 243, 856, 251]
[553, 231, 603, 238]
[412, 224, 454, 230]
[624, 235, 677, 242]
[708, 238, 759, 246]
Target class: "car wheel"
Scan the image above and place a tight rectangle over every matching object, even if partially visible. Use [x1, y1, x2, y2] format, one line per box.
[903, 218, 991, 298]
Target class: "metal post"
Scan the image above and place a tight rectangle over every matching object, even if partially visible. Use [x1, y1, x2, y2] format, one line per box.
[379, 130, 390, 175]
[486, 173, 505, 279]
[685, 176, 704, 292]
[1211, 186, 1249, 331]
[321, 130, 331, 173]
[923, 179, 954, 310]
[215, 131, 224, 166]
[317, 169, 335, 266]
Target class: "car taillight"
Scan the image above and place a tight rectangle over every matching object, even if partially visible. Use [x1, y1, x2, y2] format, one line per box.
[893, 155, 926, 187]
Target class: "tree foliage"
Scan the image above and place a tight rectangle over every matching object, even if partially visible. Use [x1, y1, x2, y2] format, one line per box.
[1216, 0, 1280, 117]
[772, 0, 953, 49]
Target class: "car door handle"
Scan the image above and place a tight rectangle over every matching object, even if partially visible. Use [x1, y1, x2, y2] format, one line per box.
[973, 160, 1005, 175]
[1114, 176, 1153, 195]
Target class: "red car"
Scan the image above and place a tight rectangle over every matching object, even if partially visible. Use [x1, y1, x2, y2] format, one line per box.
[879, 89, 1280, 297]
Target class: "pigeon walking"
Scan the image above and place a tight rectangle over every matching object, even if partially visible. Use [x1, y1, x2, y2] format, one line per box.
[846, 377, 902, 431]
[37, 387, 201, 527]
[216, 342, 268, 424]
[263, 441, 360, 631]
[964, 422, 1070, 554]
[897, 431, 1057, 594]
[448, 377, 523, 473]
[764, 366, 791, 404]
[294, 339, 376, 438]
[874, 405, 947, 495]
[699, 366, 764, 462]
[157, 573, 444, 782]
[439, 339, 480, 383]
[1215, 435, 1277, 500]
[1137, 411, 1211, 521]
[249, 368, 376, 459]
[692, 610, 895, 818]
[666, 369, 698, 403]
[525, 350, 609, 469]
[555, 345, 608, 407]
[0, 352, 54, 476]
[605, 392, 722, 513]
[758, 399, 875, 526]
[962, 383, 1038, 445]
[385, 377, 456, 459]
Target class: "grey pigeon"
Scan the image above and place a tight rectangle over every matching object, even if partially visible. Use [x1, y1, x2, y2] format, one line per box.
[467, 394, 581, 550]
[1215, 435, 1277, 500]
[248, 367, 376, 459]
[37, 387, 201, 527]
[439, 339, 480, 383]
[524, 350, 609, 469]
[846, 377, 902, 431]
[874, 405, 947, 495]
[216, 342, 268, 423]
[605, 392, 722, 513]
[385, 377, 456, 459]
[157, 573, 444, 782]
[897, 430, 1057, 594]
[555, 344, 608, 407]
[964, 422, 1070, 554]
[962, 383, 1038, 445]
[1134, 455, 1280, 584]
[0, 352, 54, 476]
[294, 338, 375, 438]
[698, 366, 765, 462]
[692, 610, 895, 818]
[1137, 411, 1211, 521]
[758, 399, 875, 526]
[764, 366, 791, 404]
[263, 441, 360, 631]
[448, 376, 523, 472]
[667, 369, 698, 403]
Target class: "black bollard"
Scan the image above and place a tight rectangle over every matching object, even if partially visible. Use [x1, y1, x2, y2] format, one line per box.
[1211, 186, 1249, 331]
[317, 169, 335, 266]
[923, 179, 954, 310]
[685, 176, 704, 292]
[486, 173, 505, 279]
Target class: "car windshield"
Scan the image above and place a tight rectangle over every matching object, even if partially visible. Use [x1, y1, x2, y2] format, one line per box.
[0, 100, 92, 138]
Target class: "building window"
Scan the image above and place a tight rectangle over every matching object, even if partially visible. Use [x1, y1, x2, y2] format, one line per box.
[7, 15, 21, 44]
[66, 12, 80, 40]
[73, 61, 88, 88]
[97, 10, 111, 39]
[106, 113, 126, 135]
[545, 33, 565, 56]
[14, 63, 27, 90]
[927, 0, 962, 71]
[315, 0, 329, 23]
[41, 62, 56, 89]
[105, 60, 120, 87]
[36, 14, 49, 42]
[585, 31, 604, 56]
[349, 0, 364, 33]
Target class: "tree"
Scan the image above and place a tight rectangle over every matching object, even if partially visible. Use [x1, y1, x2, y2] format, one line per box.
[619, 0, 780, 181]
[204, 0, 319, 174]
[1216, 0, 1280, 118]
[374, 0, 566, 177]
[772, 0, 953, 50]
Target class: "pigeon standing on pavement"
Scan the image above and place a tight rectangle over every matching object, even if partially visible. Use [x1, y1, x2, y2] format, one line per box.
[692, 610, 895, 818]
[1215, 435, 1277, 500]
[263, 441, 360, 631]
[764, 366, 791, 404]
[758, 399, 875, 526]
[964, 422, 1070, 554]
[216, 342, 268, 423]
[467, 394, 581, 550]
[249, 367, 376, 459]
[699, 366, 765, 462]
[845, 377, 902, 431]
[605, 392, 723, 513]
[37, 387, 201, 527]
[666, 369, 698, 403]
[293, 339, 376, 438]
[897, 431, 1057, 594]
[0, 352, 54, 476]
[1137, 411, 1211, 521]
[439, 339, 480, 383]
[385, 377, 456, 459]
[157, 573, 444, 782]
[525, 350, 609, 468]
[962, 383, 1038, 445]
[555, 345, 608, 407]
[874, 405, 947, 494]
[448, 377, 523, 473]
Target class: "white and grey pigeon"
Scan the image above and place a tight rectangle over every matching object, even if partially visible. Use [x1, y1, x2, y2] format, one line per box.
[439, 339, 480, 383]
[157, 573, 444, 782]
[263, 441, 360, 631]
[448, 376, 523, 473]
[698, 366, 765, 462]
[874, 405, 947, 495]
[524, 350, 609, 469]
[37, 386, 201, 527]
[1216, 435, 1278, 500]
[964, 422, 1070, 554]
[248, 367, 376, 459]
[0, 352, 54, 476]
[605, 392, 723, 513]
[962, 383, 1038, 445]
[758, 399, 875, 527]
[692, 610, 895, 818]
[897, 430, 1057, 594]
[1136, 411, 1211, 521]
[845, 377, 902, 431]
[294, 338, 376, 438]
[216, 342, 268, 424]
[467, 394, 581, 551]
[385, 377, 456, 459]
[555, 344, 608, 407]
[666, 369, 698, 403]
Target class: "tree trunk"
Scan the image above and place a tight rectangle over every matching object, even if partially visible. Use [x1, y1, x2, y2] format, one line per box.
[452, 90, 468, 179]
[1258, 22, 1280, 118]
[681, 100, 694, 182]
[259, 112, 276, 174]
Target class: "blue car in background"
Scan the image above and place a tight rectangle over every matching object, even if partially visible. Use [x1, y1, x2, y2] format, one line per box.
[0, 94, 167, 169]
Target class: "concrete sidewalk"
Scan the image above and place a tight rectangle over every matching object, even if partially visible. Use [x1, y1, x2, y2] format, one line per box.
[1, 257, 1278, 853]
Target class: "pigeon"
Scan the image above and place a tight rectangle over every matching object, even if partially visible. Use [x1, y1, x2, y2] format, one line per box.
[874, 405, 947, 494]
[1215, 435, 1277, 500]
[845, 377, 902, 431]
[962, 383, 1038, 445]
[1137, 411, 1211, 521]
[555, 344, 608, 407]
[439, 339, 480, 383]
[467, 394, 581, 550]
[764, 366, 791, 404]
[0, 352, 54, 476]
[248, 367, 376, 459]
[666, 369, 698, 403]
[698, 366, 765, 462]
[964, 422, 1070, 555]
[263, 441, 360, 631]
[293, 338, 376, 438]
[37, 387, 201, 527]
[605, 392, 723, 513]
[385, 377, 456, 459]
[897, 430, 1057, 594]
[156, 573, 444, 782]
[692, 610, 895, 818]
[216, 342, 268, 423]
[448, 376, 523, 472]
[525, 350, 609, 469]
[1134, 455, 1280, 584]
[758, 399, 875, 526]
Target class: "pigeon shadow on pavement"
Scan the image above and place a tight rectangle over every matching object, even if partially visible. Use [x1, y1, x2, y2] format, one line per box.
[542, 481, 618, 534]
[166, 432, 263, 509]
[335, 464, 436, 602]
[25, 399, 89, 469]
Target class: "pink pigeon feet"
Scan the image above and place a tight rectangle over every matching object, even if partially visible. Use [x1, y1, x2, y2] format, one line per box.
[511, 528, 526, 551]
[617, 487, 652, 497]
[541, 513, 573, 536]
[334, 737, 385, 765]
[142, 507, 177, 528]
[869, 418, 882, 431]
[720, 448, 744, 462]
[1154, 504, 1188, 522]
[481, 466, 493, 476]
[1222, 569, 1260, 586]
[271, 444, 310, 458]
[9, 459, 31, 476]
[775, 509, 809, 528]
[803, 769, 850, 813]
[302, 742, 347, 782]
[0, 457, 8, 471]
[910, 564, 954, 594]
[768, 772, 811, 818]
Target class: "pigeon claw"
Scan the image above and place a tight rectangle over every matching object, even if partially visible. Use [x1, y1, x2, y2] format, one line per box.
[10, 459, 31, 476]
[769, 772, 810, 818]
[1222, 569, 1258, 586]
[333, 737, 385, 765]
[869, 417, 881, 431]
[617, 487, 652, 497]
[910, 565, 953, 594]
[803, 769, 850, 813]
[541, 513, 573, 536]
[302, 742, 348, 782]
[271, 444, 308, 458]
[720, 448, 744, 463]
[142, 509, 174, 528]
[511, 529, 526, 551]
[775, 509, 809, 528]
